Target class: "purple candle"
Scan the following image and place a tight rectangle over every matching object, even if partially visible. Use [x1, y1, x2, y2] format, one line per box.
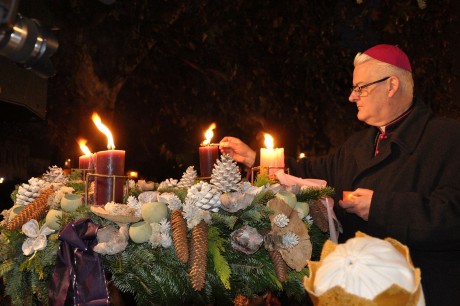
[199, 123, 218, 177]
[92, 113, 126, 205]
[94, 149, 125, 205]
[199, 145, 218, 177]
[79, 155, 91, 169]
[78, 139, 94, 169]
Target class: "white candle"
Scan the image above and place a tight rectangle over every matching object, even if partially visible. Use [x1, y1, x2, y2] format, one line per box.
[260, 134, 284, 174]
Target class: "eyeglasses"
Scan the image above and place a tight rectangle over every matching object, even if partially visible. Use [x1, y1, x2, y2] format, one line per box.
[351, 76, 390, 97]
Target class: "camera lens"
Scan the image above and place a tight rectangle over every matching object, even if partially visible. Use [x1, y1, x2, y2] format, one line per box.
[0, 15, 58, 78]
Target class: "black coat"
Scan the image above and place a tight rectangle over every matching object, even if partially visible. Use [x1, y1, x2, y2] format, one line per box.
[291, 101, 460, 306]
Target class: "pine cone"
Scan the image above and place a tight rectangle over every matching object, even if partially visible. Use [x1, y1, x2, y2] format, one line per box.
[268, 250, 287, 282]
[7, 188, 53, 231]
[309, 200, 329, 232]
[158, 178, 178, 190]
[210, 154, 241, 192]
[42, 166, 68, 184]
[187, 181, 221, 212]
[171, 209, 189, 264]
[189, 220, 208, 291]
[233, 294, 250, 306]
[178, 166, 197, 188]
[15, 177, 48, 206]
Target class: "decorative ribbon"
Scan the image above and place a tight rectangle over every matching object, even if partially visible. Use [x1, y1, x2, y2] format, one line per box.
[48, 217, 110, 306]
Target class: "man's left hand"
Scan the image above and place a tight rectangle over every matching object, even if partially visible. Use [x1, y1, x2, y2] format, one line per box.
[339, 188, 374, 221]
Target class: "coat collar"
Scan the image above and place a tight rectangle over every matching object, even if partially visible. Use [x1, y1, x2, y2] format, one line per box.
[352, 100, 432, 177]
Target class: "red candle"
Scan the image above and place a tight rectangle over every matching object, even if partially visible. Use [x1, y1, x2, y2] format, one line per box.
[95, 150, 125, 205]
[77, 139, 96, 181]
[199, 123, 218, 178]
[79, 155, 90, 169]
[78, 154, 95, 169]
[199, 145, 219, 177]
[92, 113, 126, 205]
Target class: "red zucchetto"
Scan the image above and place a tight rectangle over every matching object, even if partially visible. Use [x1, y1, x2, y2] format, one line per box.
[364, 44, 412, 72]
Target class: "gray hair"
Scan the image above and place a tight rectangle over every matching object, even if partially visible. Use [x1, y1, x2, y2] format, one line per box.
[354, 52, 414, 98]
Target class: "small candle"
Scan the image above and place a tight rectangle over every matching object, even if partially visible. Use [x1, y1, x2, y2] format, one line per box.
[78, 139, 95, 169]
[92, 113, 126, 205]
[127, 171, 138, 179]
[343, 191, 354, 201]
[199, 123, 219, 177]
[78, 155, 91, 169]
[260, 133, 284, 174]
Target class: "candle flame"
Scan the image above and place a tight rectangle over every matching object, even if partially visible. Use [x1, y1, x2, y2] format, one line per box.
[92, 113, 115, 150]
[202, 123, 216, 145]
[78, 139, 92, 155]
[127, 171, 138, 179]
[264, 133, 274, 150]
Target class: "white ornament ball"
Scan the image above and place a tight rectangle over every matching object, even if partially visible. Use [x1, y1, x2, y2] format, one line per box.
[141, 202, 168, 223]
[129, 221, 152, 243]
[60, 193, 82, 212]
[45, 209, 63, 230]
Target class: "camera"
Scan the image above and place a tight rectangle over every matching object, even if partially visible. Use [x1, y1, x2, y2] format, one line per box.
[0, 0, 58, 78]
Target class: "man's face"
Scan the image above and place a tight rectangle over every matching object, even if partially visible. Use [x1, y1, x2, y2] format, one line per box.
[349, 60, 391, 127]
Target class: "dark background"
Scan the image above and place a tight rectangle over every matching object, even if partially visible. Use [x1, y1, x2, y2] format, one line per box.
[1, 0, 459, 208]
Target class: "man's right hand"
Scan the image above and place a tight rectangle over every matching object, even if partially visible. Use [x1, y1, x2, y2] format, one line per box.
[219, 136, 256, 168]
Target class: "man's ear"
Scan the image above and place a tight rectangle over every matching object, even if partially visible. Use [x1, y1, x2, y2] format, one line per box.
[388, 76, 400, 97]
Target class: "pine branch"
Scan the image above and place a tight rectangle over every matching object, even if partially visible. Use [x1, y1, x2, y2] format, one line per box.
[211, 211, 238, 230]
[208, 226, 231, 290]
[252, 190, 276, 206]
[227, 249, 283, 297]
[3, 266, 33, 306]
[239, 203, 273, 231]
[309, 223, 329, 261]
[296, 186, 335, 202]
[105, 244, 192, 305]
[157, 187, 188, 202]
[0, 260, 14, 277]
[284, 268, 311, 303]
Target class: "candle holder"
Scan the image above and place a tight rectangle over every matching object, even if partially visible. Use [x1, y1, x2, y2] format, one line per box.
[250, 166, 289, 184]
[71, 168, 96, 181]
[86, 173, 129, 206]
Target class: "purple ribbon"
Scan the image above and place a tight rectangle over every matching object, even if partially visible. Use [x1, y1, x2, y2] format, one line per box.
[48, 217, 110, 306]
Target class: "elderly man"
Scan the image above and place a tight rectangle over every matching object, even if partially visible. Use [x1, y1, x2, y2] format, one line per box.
[220, 44, 460, 306]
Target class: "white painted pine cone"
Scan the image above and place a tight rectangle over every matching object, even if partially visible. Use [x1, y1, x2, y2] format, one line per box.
[178, 166, 197, 188]
[210, 154, 241, 193]
[187, 181, 222, 212]
[16, 177, 48, 206]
